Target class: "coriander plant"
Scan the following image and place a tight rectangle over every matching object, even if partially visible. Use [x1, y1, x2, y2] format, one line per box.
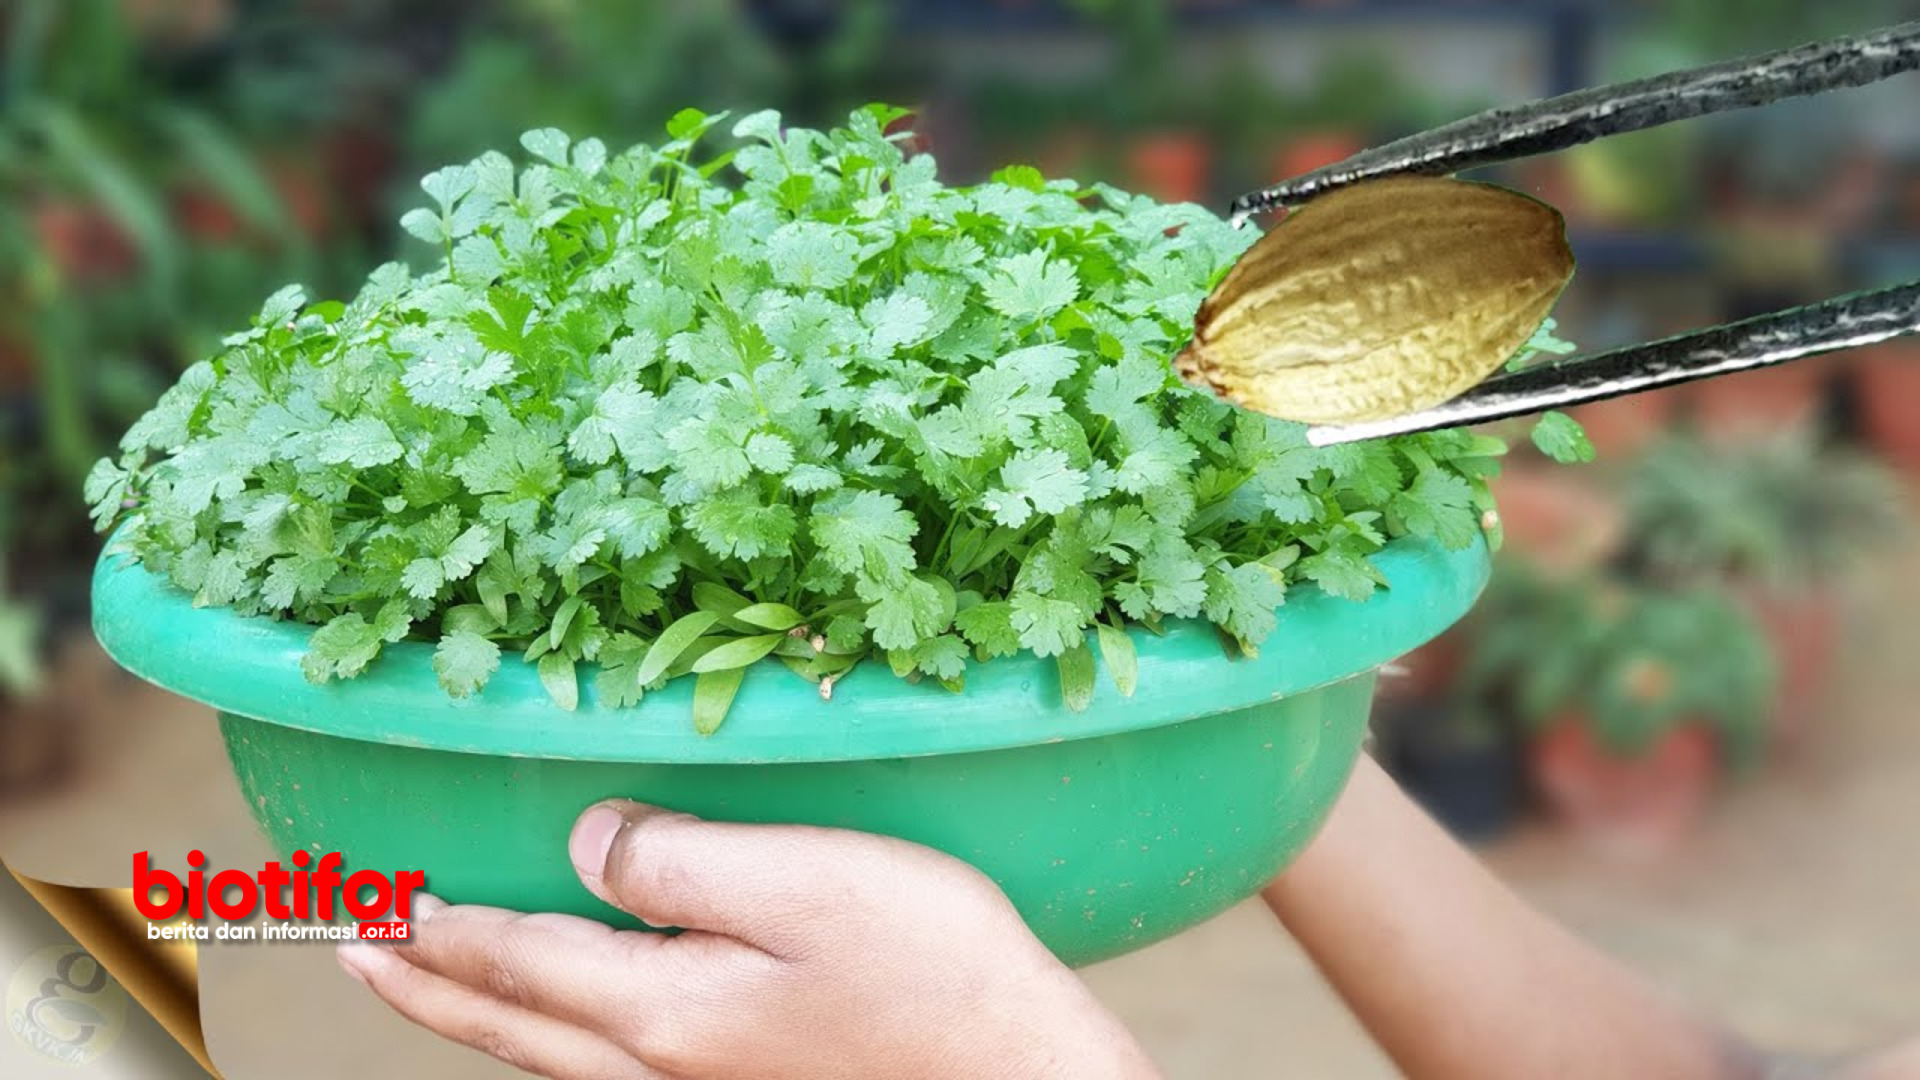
[87, 105, 1575, 732]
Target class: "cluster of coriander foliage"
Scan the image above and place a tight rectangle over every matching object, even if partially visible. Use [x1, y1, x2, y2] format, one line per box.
[86, 104, 1582, 734]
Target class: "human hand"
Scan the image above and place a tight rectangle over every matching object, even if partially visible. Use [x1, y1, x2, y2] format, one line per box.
[337, 801, 1159, 1080]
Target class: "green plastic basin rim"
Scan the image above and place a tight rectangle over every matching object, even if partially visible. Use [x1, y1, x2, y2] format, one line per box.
[91, 534, 1489, 765]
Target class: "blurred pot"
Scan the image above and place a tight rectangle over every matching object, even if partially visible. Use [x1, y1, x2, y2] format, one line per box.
[174, 186, 245, 244]
[1489, 464, 1621, 571]
[1690, 362, 1827, 444]
[33, 201, 138, 282]
[119, 0, 230, 47]
[1379, 627, 1463, 705]
[1853, 343, 1920, 470]
[1566, 388, 1685, 459]
[0, 336, 34, 392]
[1269, 131, 1366, 184]
[1037, 127, 1101, 185]
[1384, 701, 1520, 844]
[1125, 132, 1212, 205]
[1528, 720, 1718, 852]
[323, 128, 400, 230]
[0, 698, 75, 805]
[267, 160, 331, 242]
[1735, 583, 1838, 756]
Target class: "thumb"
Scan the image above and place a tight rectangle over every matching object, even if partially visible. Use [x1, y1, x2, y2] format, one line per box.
[567, 800, 909, 951]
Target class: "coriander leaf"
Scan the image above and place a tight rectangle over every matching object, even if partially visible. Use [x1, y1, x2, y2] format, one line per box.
[864, 293, 934, 357]
[400, 335, 516, 416]
[520, 128, 572, 166]
[1010, 590, 1086, 658]
[983, 447, 1089, 529]
[1204, 562, 1287, 646]
[686, 490, 796, 561]
[864, 576, 945, 651]
[911, 634, 969, 681]
[301, 614, 383, 683]
[595, 633, 650, 708]
[1531, 410, 1597, 464]
[1299, 548, 1387, 602]
[744, 432, 795, 474]
[1138, 544, 1208, 618]
[980, 250, 1079, 324]
[1391, 469, 1479, 550]
[767, 221, 862, 291]
[811, 490, 918, 580]
[954, 601, 1020, 659]
[453, 421, 564, 500]
[433, 631, 501, 698]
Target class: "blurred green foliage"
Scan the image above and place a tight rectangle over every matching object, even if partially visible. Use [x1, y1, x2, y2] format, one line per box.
[1623, 428, 1906, 591]
[404, 1, 789, 188]
[2, 0, 343, 632]
[1457, 564, 1775, 767]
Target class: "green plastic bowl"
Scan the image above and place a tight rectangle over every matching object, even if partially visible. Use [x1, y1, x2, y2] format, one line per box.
[92, 535, 1488, 966]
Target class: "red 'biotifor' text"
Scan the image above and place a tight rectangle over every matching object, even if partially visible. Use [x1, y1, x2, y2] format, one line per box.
[133, 850, 425, 923]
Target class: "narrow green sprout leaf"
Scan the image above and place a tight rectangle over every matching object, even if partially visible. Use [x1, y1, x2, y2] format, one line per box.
[668, 636, 731, 677]
[476, 564, 512, 627]
[538, 653, 579, 711]
[692, 582, 753, 618]
[1057, 642, 1097, 713]
[815, 652, 861, 677]
[690, 634, 784, 673]
[886, 648, 917, 679]
[693, 667, 746, 736]
[549, 594, 585, 650]
[635, 610, 719, 686]
[1094, 623, 1139, 698]
[733, 602, 806, 632]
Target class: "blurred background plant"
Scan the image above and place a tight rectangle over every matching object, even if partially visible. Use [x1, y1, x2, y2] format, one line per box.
[2, 0, 337, 627]
[1464, 568, 1773, 842]
[1622, 429, 1905, 592]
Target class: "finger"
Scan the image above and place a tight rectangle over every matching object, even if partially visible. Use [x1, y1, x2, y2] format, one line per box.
[568, 801, 961, 953]
[338, 941, 662, 1080]
[390, 893, 713, 1048]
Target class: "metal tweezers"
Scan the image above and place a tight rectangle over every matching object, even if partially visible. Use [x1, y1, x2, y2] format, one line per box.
[1225, 22, 1920, 447]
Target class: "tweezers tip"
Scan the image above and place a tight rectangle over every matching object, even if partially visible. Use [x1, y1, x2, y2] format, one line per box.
[1305, 423, 1365, 447]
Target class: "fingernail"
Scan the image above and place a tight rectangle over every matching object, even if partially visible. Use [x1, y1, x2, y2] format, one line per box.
[411, 892, 445, 923]
[570, 804, 626, 875]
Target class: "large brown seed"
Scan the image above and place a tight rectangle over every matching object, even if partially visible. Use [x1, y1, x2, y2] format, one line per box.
[1176, 176, 1575, 425]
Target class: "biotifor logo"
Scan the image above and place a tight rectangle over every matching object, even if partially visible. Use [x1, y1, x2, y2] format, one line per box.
[7, 944, 129, 1065]
[135, 850, 425, 942]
